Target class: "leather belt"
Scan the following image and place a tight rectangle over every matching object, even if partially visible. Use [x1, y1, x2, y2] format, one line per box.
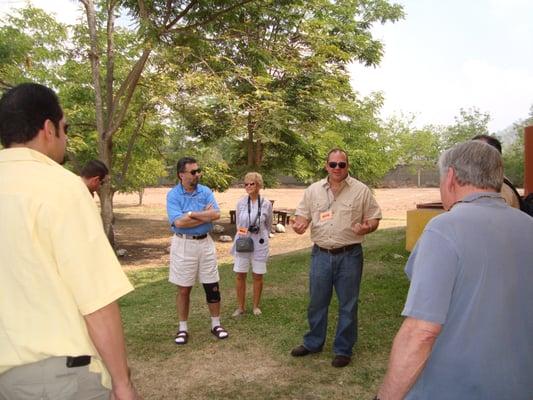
[66, 355, 91, 368]
[314, 243, 360, 255]
[175, 233, 208, 240]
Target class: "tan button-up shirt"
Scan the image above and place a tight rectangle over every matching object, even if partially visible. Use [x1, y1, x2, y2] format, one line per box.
[295, 176, 382, 248]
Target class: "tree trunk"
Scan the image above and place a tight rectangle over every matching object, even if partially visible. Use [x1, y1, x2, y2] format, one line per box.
[417, 168, 421, 187]
[138, 188, 144, 206]
[99, 135, 115, 246]
[247, 111, 254, 167]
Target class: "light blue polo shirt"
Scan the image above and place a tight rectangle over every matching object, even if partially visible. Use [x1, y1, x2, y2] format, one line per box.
[166, 183, 219, 236]
[403, 192, 533, 399]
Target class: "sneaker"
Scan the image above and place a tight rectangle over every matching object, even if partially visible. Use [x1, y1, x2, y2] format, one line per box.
[331, 355, 351, 368]
[253, 307, 262, 316]
[232, 308, 245, 317]
[290, 345, 321, 357]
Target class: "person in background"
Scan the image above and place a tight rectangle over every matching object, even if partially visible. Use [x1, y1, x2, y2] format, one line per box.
[0, 83, 139, 399]
[231, 172, 273, 317]
[472, 134, 521, 208]
[291, 148, 382, 368]
[375, 141, 533, 400]
[166, 157, 228, 345]
[80, 159, 109, 195]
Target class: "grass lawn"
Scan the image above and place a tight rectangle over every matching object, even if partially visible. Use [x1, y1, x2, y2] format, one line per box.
[120, 227, 411, 399]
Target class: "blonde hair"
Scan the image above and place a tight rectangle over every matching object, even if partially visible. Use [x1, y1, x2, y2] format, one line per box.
[244, 172, 263, 189]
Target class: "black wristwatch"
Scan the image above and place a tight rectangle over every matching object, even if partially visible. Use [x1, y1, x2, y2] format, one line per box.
[372, 396, 381, 400]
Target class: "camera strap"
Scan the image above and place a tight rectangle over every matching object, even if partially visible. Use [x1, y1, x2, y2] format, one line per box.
[247, 195, 262, 231]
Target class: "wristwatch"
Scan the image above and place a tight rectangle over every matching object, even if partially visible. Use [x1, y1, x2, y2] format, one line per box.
[187, 211, 193, 218]
[372, 396, 381, 400]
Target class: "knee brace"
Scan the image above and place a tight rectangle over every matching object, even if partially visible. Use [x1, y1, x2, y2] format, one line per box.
[203, 282, 221, 303]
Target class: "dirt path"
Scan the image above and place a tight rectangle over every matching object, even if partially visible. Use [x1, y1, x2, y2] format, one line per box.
[113, 187, 440, 269]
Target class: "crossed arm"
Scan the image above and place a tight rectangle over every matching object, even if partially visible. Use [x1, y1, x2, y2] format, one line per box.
[173, 203, 220, 228]
[376, 317, 442, 400]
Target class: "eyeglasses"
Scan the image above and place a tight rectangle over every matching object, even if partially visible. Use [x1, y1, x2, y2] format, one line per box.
[186, 168, 202, 176]
[328, 161, 347, 169]
[244, 182, 256, 187]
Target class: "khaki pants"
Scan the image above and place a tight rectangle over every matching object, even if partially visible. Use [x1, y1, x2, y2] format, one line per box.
[0, 357, 110, 400]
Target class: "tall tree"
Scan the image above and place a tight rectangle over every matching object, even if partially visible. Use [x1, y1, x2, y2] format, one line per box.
[441, 107, 491, 148]
[79, 0, 258, 242]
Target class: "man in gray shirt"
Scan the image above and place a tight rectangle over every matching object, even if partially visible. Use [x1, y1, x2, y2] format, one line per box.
[375, 140, 533, 399]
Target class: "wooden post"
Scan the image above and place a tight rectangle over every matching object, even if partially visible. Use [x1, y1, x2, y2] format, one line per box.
[525, 126, 533, 196]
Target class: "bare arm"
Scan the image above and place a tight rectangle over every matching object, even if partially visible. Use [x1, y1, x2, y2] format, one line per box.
[84, 301, 140, 400]
[352, 218, 379, 236]
[291, 215, 309, 234]
[377, 317, 442, 400]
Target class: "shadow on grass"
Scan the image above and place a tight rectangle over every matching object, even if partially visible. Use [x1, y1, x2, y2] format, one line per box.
[119, 227, 411, 398]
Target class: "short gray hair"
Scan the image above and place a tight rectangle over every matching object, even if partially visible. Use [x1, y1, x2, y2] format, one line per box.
[438, 141, 503, 191]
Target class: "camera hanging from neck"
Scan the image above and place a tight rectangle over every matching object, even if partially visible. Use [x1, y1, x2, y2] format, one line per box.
[247, 195, 262, 233]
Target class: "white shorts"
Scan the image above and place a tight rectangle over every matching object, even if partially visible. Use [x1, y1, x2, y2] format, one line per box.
[233, 254, 267, 275]
[169, 234, 219, 287]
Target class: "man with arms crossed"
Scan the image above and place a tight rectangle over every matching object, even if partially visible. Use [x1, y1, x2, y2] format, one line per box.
[375, 140, 533, 399]
[0, 83, 139, 399]
[167, 157, 228, 345]
[291, 148, 381, 368]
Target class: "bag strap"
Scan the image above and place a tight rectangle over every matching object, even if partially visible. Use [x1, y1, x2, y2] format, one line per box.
[247, 195, 262, 227]
[503, 177, 525, 211]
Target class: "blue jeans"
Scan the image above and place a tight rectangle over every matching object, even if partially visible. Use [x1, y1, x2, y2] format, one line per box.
[303, 244, 363, 357]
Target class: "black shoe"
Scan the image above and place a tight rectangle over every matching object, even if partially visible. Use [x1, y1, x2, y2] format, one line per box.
[331, 355, 351, 368]
[291, 345, 320, 357]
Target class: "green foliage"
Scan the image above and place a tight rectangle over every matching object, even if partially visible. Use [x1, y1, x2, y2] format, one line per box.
[441, 107, 491, 148]
[502, 106, 533, 187]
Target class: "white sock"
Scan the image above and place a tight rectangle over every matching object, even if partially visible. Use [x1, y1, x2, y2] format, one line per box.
[211, 317, 221, 329]
[179, 321, 188, 332]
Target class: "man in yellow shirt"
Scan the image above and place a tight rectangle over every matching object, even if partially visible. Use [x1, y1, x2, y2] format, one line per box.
[0, 83, 140, 399]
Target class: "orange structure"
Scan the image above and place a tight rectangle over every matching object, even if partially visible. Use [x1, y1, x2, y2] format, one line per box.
[524, 126, 533, 196]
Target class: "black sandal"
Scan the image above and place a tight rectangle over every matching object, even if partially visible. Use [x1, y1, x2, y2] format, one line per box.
[211, 325, 229, 339]
[174, 330, 189, 345]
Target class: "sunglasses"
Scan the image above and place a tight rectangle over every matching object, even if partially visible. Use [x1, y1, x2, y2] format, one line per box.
[244, 182, 256, 187]
[328, 161, 347, 169]
[187, 168, 202, 176]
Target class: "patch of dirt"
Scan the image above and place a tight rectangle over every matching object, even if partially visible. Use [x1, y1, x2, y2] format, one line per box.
[130, 346, 295, 399]
[112, 187, 441, 269]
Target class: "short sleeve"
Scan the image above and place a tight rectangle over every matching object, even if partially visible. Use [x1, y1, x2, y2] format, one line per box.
[45, 182, 133, 315]
[402, 228, 458, 324]
[295, 187, 311, 220]
[166, 188, 184, 225]
[362, 187, 382, 220]
[205, 189, 220, 211]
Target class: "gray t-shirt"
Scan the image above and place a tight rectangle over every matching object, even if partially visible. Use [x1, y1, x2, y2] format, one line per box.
[403, 192, 533, 400]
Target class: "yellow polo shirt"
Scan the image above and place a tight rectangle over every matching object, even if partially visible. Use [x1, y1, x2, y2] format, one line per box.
[295, 176, 382, 248]
[0, 148, 133, 387]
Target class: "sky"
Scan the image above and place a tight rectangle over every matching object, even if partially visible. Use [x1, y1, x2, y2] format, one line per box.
[349, 0, 533, 133]
[1, 0, 532, 133]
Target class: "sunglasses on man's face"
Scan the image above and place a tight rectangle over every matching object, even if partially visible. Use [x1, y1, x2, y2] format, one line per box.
[328, 161, 347, 169]
[244, 182, 256, 187]
[187, 169, 202, 176]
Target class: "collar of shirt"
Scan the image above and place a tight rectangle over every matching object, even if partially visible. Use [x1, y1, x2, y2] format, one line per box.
[452, 191, 504, 210]
[0, 147, 58, 166]
[178, 183, 199, 197]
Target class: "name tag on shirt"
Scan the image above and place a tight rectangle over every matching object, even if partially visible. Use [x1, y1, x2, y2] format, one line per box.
[238, 227, 249, 235]
[320, 210, 333, 221]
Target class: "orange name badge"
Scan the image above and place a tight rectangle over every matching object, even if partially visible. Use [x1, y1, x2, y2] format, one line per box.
[238, 227, 248, 235]
[319, 210, 333, 221]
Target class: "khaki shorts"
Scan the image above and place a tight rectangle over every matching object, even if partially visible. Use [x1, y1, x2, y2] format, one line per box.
[169, 234, 219, 286]
[0, 357, 109, 400]
[233, 254, 267, 275]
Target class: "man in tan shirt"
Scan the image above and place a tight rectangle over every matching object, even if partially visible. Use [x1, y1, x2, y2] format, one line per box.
[291, 148, 382, 368]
